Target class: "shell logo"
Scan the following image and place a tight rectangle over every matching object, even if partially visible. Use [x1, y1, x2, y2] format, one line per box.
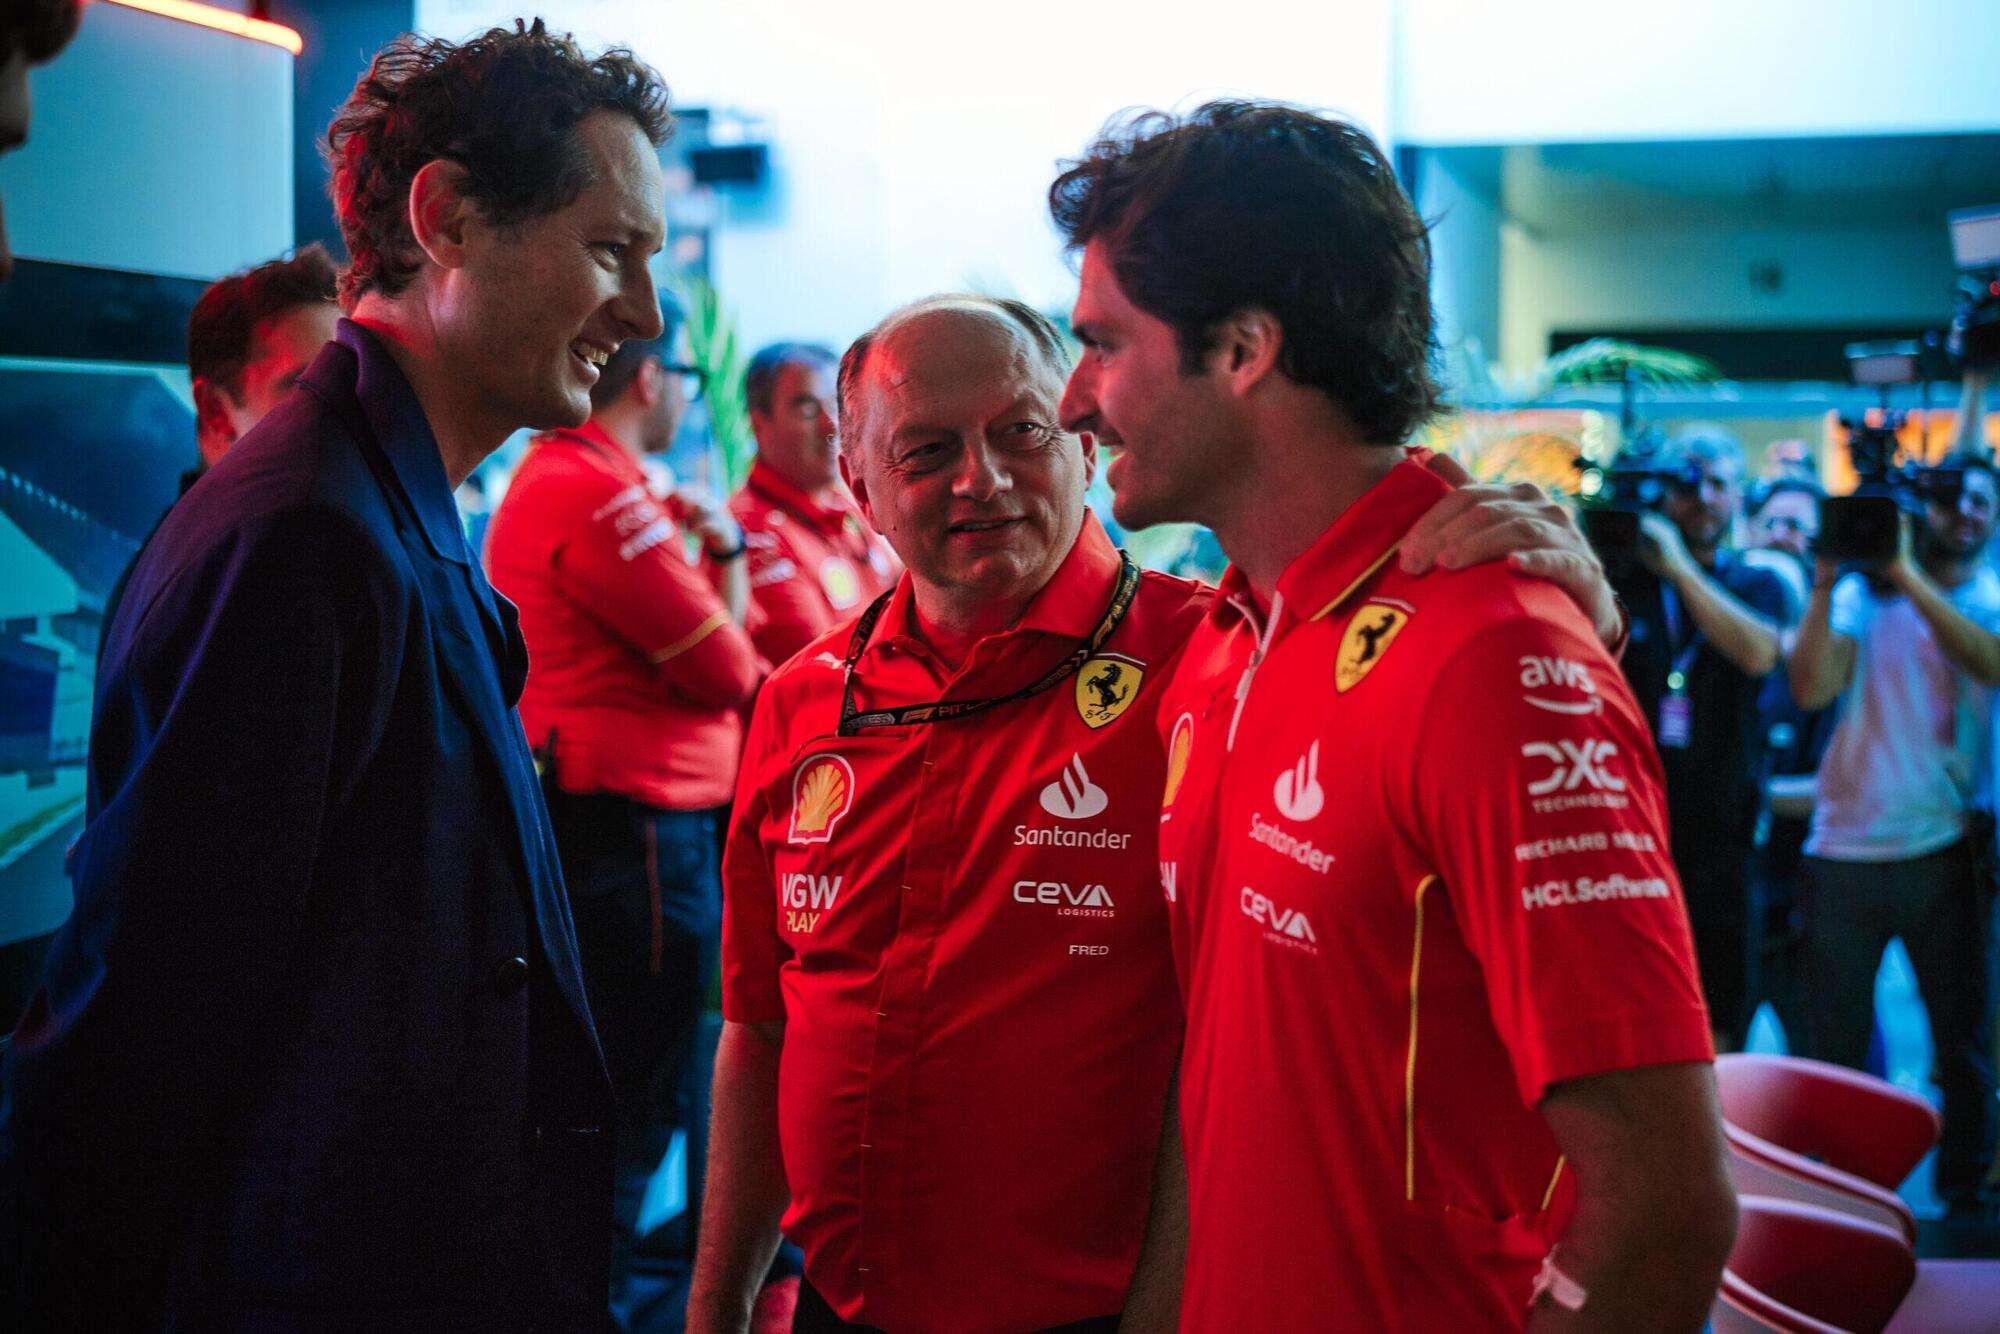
[1162, 712, 1194, 808]
[788, 754, 856, 845]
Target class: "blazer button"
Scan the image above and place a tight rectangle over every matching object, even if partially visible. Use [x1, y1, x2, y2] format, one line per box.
[491, 956, 529, 996]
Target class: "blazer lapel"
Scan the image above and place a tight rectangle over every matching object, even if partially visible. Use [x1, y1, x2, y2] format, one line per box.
[300, 335, 604, 1063]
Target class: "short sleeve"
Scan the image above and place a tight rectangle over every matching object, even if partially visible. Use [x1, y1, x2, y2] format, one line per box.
[1733, 561, 1794, 629]
[720, 685, 791, 1024]
[549, 474, 763, 708]
[1829, 572, 1871, 640]
[1405, 606, 1713, 1105]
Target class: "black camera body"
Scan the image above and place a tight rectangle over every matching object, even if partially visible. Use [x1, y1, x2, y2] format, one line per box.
[1578, 429, 1701, 575]
[1820, 411, 1969, 563]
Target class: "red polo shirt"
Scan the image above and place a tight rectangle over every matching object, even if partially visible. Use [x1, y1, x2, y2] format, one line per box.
[1155, 460, 1711, 1331]
[730, 460, 900, 667]
[487, 422, 764, 810]
[722, 516, 1206, 1333]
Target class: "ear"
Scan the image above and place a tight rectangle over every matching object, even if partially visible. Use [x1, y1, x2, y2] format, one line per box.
[407, 158, 477, 272]
[630, 356, 664, 409]
[191, 377, 239, 451]
[1212, 307, 1284, 397]
[1076, 430, 1098, 489]
[839, 447, 874, 527]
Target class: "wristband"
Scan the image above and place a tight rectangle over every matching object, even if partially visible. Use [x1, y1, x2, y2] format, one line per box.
[1530, 1251, 1589, 1312]
[706, 541, 746, 562]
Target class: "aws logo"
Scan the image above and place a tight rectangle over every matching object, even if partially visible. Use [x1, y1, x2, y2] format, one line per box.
[789, 754, 856, 844]
[782, 873, 842, 933]
[1520, 655, 1604, 716]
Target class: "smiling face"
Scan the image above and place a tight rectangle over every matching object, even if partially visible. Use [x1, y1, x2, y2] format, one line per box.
[1061, 241, 1238, 532]
[842, 304, 1092, 621]
[1924, 466, 1998, 562]
[437, 110, 666, 434]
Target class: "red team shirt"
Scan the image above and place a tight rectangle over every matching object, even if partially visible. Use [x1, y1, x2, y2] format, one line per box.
[1155, 461, 1712, 1330]
[487, 422, 764, 810]
[730, 460, 900, 667]
[722, 517, 1206, 1333]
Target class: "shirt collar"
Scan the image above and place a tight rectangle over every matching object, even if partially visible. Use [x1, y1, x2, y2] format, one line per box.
[1278, 458, 1450, 622]
[1208, 458, 1450, 630]
[748, 459, 855, 532]
[540, 418, 648, 485]
[870, 511, 1122, 658]
[338, 319, 469, 566]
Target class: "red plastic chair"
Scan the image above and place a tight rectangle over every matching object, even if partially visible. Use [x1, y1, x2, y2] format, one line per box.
[1724, 1120, 1918, 1244]
[1711, 1196, 1914, 1333]
[1715, 1054, 1942, 1187]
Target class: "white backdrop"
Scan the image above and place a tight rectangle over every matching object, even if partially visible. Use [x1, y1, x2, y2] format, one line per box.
[416, 0, 1394, 351]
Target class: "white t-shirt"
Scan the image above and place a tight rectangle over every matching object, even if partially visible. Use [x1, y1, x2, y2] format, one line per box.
[1807, 566, 2000, 862]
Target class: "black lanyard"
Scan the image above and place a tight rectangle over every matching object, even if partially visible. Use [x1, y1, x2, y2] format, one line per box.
[836, 552, 1141, 736]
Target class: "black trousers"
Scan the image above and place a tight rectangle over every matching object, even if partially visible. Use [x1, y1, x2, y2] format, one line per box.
[1673, 822, 1755, 1049]
[546, 789, 725, 1332]
[1801, 839, 1997, 1205]
[792, 1277, 1118, 1334]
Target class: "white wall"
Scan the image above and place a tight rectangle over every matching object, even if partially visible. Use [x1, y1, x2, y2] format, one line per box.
[418, 0, 1394, 352]
[0, 1, 294, 280]
[1416, 153, 1503, 385]
[1395, 0, 2000, 146]
[1499, 220, 1956, 371]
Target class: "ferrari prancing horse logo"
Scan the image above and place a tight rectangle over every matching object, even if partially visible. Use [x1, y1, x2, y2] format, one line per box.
[1076, 654, 1145, 729]
[1336, 601, 1411, 693]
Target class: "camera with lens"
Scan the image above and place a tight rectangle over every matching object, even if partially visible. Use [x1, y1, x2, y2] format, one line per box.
[1949, 204, 2000, 373]
[1820, 341, 1968, 563]
[1577, 426, 1702, 576]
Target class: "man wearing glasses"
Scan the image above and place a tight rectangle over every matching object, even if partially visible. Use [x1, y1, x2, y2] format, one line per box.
[487, 297, 767, 1331]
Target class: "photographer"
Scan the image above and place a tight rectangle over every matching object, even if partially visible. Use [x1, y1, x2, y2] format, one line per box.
[1744, 478, 1833, 1050]
[1789, 447, 2000, 1216]
[1615, 425, 1789, 1051]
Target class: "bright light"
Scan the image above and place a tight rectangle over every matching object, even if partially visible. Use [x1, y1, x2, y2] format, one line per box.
[103, 0, 304, 56]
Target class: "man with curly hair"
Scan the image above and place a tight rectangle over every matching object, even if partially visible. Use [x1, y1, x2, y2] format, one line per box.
[0, 0, 81, 282]
[1, 21, 673, 1329]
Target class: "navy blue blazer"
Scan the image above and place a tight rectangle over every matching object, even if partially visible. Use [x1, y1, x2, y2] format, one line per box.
[1, 322, 615, 1331]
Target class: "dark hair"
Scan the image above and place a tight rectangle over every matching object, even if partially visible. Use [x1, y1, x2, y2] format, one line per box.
[745, 342, 838, 416]
[4, 0, 79, 64]
[837, 295, 1071, 450]
[1747, 476, 1824, 518]
[1049, 100, 1439, 445]
[186, 245, 339, 392]
[590, 290, 684, 409]
[325, 19, 672, 305]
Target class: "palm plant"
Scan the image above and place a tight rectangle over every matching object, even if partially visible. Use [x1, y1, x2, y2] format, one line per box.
[669, 272, 756, 492]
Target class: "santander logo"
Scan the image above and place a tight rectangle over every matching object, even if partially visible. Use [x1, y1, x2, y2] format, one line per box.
[1040, 753, 1110, 821]
[1273, 740, 1325, 822]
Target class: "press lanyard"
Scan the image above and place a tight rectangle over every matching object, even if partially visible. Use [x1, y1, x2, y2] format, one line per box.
[836, 552, 1141, 736]
[1656, 567, 1708, 750]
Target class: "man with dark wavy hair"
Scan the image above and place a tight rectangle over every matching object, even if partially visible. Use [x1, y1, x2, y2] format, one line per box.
[0, 0, 81, 282]
[1, 21, 672, 1328]
[1056, 102, 1734, 1330]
